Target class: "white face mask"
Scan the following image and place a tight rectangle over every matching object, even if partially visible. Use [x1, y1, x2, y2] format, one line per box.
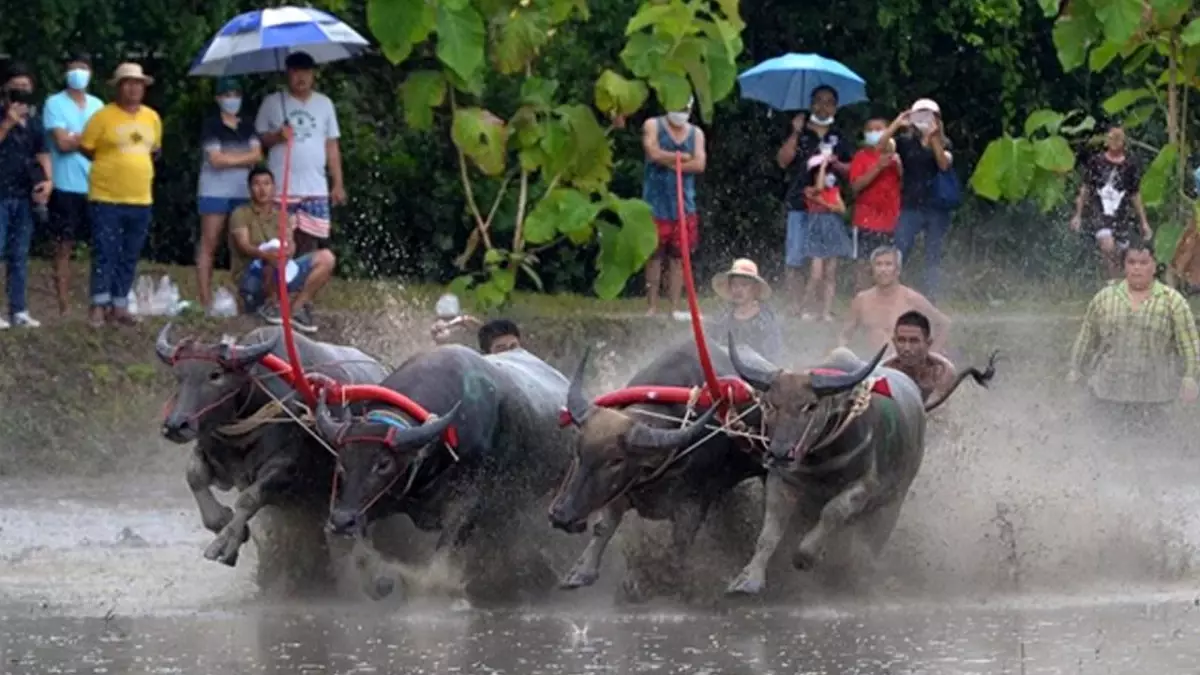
[864, 130, 884, 146]
[824, 174, 837, 188]
[811, 113, 835, 126]
[666, 111, 690, 126]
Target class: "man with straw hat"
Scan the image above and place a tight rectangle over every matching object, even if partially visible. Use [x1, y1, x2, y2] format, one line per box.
[710, 258, 782, 363]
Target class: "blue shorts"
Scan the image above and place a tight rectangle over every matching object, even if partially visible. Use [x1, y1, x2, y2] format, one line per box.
[785, 211, 808, 269]
[239, 253, 317, 312]
[198, 196, 249, 216]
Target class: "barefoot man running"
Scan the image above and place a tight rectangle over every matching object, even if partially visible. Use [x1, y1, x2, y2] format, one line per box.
[839, 245, 951, 357]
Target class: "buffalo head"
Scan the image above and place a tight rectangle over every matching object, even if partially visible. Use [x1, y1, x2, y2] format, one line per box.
[315, 394, 461, 536]
[728, 334, 885, 463]
[156, 323, 279, 443]
[547, 347, 718, 533]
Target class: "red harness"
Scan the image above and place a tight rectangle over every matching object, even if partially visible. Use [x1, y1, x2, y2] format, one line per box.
[557, 377, 756, 427]
[810, 368, 895, 398]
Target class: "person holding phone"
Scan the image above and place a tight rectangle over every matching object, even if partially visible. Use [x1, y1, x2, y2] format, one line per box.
[0, 62, 51, 329]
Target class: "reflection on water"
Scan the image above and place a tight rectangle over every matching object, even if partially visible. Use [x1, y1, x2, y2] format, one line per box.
[3, 599, 1200, 674]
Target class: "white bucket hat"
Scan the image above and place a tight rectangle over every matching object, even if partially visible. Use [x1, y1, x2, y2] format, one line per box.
[712, 258, 771, 300]
[910, 98, 940, 115]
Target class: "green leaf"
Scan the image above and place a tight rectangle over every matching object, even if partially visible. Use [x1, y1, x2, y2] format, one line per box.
[474, 275, 508, 310]
[1053, 15, 1102, 71]
[1122, 43, 1155, 73]
[367, 0, 437, 65]
[490, 266, 516, 294]
[520, 77, 558, 110]
[436, 1, 487, 88]
[490, 8, 551, 74]
[523, 188, 601, 244]
[1182, 18, 1200, 46]
[451, 108, 509, 176]
[593, 198, 658, 299]
[1088, 40, 1122, 71]
[448, 274, 474, 299]
[969, 138, 1008, 201]
[398, 70, 446, 130]
[1027, 169, 1068, 212]
[1033, 136, 1075, 173]
[1139, 143, 1177, 207]
[1150, 0, 1191, 31]
[621, 33, 670, 78]
[715, 0, 746, 31]
[519, 262, 544, 291]
[544, 0, 590, 24]
[705, 37, 739, 103]
[626, 3, 681, 35]
[594, 70, 649, 118]
[648, 71, 693, 113]
[1094, 0, 1143, 46]
[1101, 87, 1154, 114]
[483, 248, 507, 266]
[1002, 137, 1036, 201]
[1037, 0, 1060, 17]
[1123, 103, 1157, 128]
[1023, 109, 1066, 137]
[1059, 112, 1096, 135]
[557, 104, 613, 191]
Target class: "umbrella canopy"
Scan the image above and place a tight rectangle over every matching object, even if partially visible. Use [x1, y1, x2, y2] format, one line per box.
[737, 53, 867, 111]
[189, 6, 370, 77]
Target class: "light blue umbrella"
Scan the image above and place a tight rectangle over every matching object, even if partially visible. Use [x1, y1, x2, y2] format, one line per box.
[737, 53, 867, 111]
[188, 5, 370, 76]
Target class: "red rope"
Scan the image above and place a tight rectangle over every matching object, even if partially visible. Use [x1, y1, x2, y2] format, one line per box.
[275, 130, 316, 407]
[674, 151, 722, 407]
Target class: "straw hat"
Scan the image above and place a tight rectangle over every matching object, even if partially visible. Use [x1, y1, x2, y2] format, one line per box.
[712, 258, 771, 300]
[109, 62, 154, 86]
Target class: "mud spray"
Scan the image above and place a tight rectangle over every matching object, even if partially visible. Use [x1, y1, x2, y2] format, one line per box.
[2, 294, 1198, 617]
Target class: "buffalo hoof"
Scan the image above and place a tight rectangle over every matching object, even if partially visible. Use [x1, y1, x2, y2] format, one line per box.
[204, 524, 250, 567]
[619, 575, 649, 604]
[725, 574, 765, 596]
[560, 567, 599, 590]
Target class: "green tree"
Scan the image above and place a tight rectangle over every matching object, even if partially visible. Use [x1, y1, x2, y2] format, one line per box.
[366, 0, 745, 309]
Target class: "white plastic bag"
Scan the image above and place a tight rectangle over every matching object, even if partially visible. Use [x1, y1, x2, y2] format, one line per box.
[435, 293, 461, 320]
[135, 275, 154, 314]
[210, 287, 238, 318]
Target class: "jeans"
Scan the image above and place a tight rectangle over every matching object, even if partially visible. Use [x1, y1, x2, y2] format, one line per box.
[90, 202, 152, 308]
[0, 198, 33, 316]
[895, 206, 951, 300]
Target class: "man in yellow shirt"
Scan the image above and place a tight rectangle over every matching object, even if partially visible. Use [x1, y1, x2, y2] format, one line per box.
[79, 63, 161, 328]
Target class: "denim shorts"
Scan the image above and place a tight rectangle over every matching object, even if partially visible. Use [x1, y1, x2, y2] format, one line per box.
[198, 196, 249, 216]
[239, 253, 316, 311]
[785, 211, 808, 268]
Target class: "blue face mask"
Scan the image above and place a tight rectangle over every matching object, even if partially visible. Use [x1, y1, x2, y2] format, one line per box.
[218, 96, 242, 115]
[66, 69, 90, 91]
[864, 130, 883, 146]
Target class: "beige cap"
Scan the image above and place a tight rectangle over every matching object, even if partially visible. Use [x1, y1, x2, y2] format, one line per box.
[109, 62, 154, 86]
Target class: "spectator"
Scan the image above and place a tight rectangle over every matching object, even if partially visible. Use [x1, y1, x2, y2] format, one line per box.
[43, 52, 103, 317]
[1169, 169, 1200, 296]
[229, 166, 335, 333]
[196, 77, 262, 313]
[839, 245, 950, 356]
[1068, 125, 1153, 280]
[79, 62, 161, 328]
[848, 117, 903, 291]
[642, 95, 706, 320]
[776, 85, 854, 314]
[795, 155, 851, 322]
[0, 62, 52, 329]
[254, 51, 344, 255]
[1068, 242, 1199, 429]
[878, 99, 954, 302]
[429, 315, 525, 354]
[709, 257, 782, 363]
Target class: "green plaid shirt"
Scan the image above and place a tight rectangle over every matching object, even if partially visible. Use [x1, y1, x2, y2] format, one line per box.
[1070, 280, 1200, 403]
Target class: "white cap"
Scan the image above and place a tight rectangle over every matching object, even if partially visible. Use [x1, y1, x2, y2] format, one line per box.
[910, 98, 941, 115]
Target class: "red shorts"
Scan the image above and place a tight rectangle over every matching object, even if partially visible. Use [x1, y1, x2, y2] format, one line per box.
[653, 213, 700, 259]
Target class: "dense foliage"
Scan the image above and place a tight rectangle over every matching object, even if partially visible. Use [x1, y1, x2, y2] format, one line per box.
[1, 0, 1194, 302]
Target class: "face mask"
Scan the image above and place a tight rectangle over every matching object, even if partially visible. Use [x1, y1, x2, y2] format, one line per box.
[824, 174, 837, 188]
[811, 114, 835, 126]
[666, 111, 689, 126]
[864, 130, 883, 146]
[219, 97, 242, 115]
[66, 69, 91, 91]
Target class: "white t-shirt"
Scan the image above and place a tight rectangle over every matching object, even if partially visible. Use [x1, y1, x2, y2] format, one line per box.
[254, 91, 340, 197]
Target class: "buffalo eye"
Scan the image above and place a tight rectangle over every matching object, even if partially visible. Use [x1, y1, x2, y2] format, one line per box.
[208, 370, 224, 384]
[374, 456, 396, 475]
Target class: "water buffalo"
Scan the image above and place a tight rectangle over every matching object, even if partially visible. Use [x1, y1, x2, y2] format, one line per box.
[156, 324, 389, 568]
[548, 337, 768, 599]
[314, 344, 574, 603]
[725, 341, 926, 596]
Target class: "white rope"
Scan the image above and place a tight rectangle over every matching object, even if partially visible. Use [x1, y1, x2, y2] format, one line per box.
[626, 405, 769, 445]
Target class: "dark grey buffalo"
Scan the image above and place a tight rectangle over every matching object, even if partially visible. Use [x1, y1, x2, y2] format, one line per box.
[157, 324, 389, 568]
[724, 341, 928, 596]
[548, 338, 768, 598]
[314, 344, 574, 603]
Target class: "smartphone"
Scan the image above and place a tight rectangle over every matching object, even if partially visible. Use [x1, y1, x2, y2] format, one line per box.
[910, 110, 934, 128]
[5, 89, 34, 106]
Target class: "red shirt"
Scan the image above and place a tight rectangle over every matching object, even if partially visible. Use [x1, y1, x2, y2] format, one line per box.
[805, 186, 843, 214]
[849, 148, 901, 233]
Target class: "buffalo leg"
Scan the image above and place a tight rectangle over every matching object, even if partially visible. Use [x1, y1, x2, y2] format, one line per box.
[792, 479, 875, 571]
[663, 500, 710, 590]
[727, 473, 799, 596]
[204, 461, 290, 567]
[561, 501, 628, 589]
[186, 446, 232, 534]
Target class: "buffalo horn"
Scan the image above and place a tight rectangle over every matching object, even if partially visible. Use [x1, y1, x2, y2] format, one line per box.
[810, 344, 888, 397]
[155, 323, 177, 364]
[624, 404, 719, 451]
[565, 346, 592, 425]
[727, 332, 779, 392]
[315, 393, 348, 441]
[387, 402, 463, 450]
[229, 334, 280, 369]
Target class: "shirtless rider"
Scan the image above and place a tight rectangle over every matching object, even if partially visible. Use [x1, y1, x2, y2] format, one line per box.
[883, 310, 956, 403]
[840, 245, 950, 356]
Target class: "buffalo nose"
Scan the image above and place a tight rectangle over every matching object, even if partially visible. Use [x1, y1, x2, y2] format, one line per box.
[327, 509, 361, 536]
[161, 418, 192, 442]
[548, 506, 584, 533]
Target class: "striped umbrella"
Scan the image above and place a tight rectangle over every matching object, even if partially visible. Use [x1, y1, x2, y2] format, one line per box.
[188, 6, 370, 77]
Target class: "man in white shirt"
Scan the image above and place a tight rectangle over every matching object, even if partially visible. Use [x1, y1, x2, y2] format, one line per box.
[254, 51, 345, 255]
